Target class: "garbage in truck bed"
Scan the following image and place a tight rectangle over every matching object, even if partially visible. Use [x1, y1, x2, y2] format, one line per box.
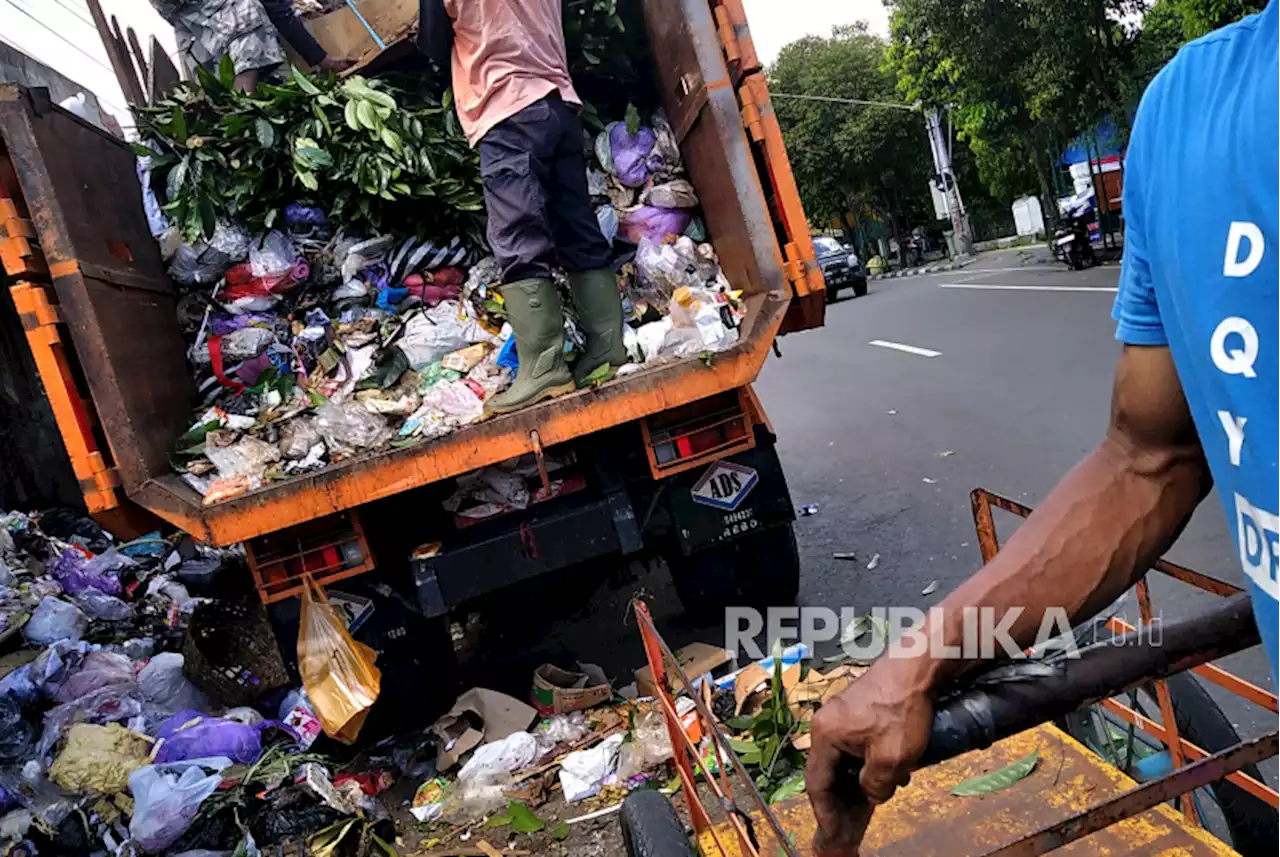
[137, 75, 746, 506]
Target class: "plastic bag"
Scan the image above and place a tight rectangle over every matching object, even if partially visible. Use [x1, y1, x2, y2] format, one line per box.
[139, 653, 212, 715]
[421, 380, 484, 425]
[532, 712, 591, 757]
[559, 733, 624, 802]
[48, 722, 150, 793]
[129, 757, 232, 853]
[249, 231, 297, 278]
[633, 318, 674, 364]
[54, 650, 134, 703]
[640, 180, 698, 209]
[456, 731, 538, 784]
[284, 203, 327, 228]
[73, 589, 134, 621]
[152, 710, 276, 765]
[0, 694, 35, 762]
[621, 207, 693, 247]
[314, 402, 392, 456]
[24, 596, 88, 645]
[49, 547, 126, 596]
[279, 417, 322, 460]
[596, 205, 619, 245]
[298, 578, 381, 744]
[608, 123, 658, 187]
[38, 683, 145, 761]
[0, 640, 88, 704]
[616, 710, 673, 780]
[398, 302, 494, 368]
[205, 436, 281, 480]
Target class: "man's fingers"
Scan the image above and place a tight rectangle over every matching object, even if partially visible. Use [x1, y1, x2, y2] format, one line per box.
[859, 745, 913, 804]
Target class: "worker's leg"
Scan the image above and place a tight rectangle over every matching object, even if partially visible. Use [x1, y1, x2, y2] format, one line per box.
[546, 100, 626, 384]
[479, 98, 574, 414]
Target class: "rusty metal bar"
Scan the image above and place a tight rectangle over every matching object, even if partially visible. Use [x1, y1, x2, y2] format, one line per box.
[1099, 696, 1279, 807]
[633, 600, 801, 857]
[1134, 578, 1195, 823]
[975, 733, 1279, 857]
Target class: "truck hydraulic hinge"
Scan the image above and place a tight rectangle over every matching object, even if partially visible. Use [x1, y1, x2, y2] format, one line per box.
[781, 241, 811, 298]
[736, 75, 766, 143]
[712, 0, 762, 80]
[0, 200, 49, 280]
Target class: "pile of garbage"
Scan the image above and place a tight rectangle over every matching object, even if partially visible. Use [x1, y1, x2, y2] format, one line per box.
[146, 104, 744, 506]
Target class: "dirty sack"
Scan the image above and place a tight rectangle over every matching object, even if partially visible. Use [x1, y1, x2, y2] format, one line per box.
[48, 722, 151, 793]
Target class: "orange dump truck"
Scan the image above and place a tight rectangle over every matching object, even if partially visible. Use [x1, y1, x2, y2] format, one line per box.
[0, 0, 824, 711]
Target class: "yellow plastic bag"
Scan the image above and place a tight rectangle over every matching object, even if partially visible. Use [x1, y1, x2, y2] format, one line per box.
[298, 576, 381, 744]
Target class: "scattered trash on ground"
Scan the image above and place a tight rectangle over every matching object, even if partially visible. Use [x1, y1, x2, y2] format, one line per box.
[922, 477, 938, 484]
[922, 580, 940, 596]
[798, 504, 820, 517]
[832, 551, 857, 561]
[938, 450, 956, 457]
[866, 553, 881, 570]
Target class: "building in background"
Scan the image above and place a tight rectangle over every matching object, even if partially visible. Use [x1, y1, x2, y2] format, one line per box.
[0, 0, 176, 131]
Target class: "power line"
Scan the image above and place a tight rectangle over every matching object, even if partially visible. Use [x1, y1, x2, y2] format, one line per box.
[0, 6, 129, 117]
[770, 92, 919, 112]
[48, 0, 96, 28]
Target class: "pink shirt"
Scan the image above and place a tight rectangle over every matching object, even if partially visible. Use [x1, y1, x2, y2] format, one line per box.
[445, 0, 581, 147]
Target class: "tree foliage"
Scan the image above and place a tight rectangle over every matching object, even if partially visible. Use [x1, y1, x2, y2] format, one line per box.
[769, 24, 933, 239]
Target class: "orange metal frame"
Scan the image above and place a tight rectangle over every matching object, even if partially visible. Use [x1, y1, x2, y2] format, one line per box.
[244, 509, 376, 604]
[1, 154, 120, 513]
[970, 487, 1279, 815]
[640, 387, 759, 480]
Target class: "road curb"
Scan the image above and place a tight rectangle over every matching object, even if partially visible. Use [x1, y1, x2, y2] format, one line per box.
[869, 258, 972, 281]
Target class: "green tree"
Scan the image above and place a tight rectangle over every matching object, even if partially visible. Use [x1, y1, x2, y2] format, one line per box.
[769, 24, 935, 260]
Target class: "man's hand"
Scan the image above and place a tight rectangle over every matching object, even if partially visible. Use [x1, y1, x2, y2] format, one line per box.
[805, 659, 934, 855]
[318, 55, 356, 73]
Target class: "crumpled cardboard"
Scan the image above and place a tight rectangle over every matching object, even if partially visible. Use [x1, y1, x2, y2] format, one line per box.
[635, 642, 733, 699]
[48, 723, 151, 794]
[429, 688, 537, 771]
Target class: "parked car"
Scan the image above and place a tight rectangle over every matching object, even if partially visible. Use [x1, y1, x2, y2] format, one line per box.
[813, 236, 868, 300]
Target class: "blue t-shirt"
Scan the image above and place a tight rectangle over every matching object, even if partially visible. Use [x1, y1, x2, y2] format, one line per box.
[1113, 1, 1279, 677]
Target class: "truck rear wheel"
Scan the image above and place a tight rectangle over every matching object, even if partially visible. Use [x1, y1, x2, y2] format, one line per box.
[668, 523, 801, 618]
[620, 790, 696, 857]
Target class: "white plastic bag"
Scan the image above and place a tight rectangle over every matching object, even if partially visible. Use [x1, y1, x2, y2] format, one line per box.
[129, 757, 232, 853]
[398, 303, 496, 369]
[24, 596, 88, 645]
[559, 733, 624, 802]
[248, 231, 297, 279]
[314, 403, 392, 455]
[421, 380, 484, 425]
[457, 731, 538, 784]
[139, 653, 212, 715]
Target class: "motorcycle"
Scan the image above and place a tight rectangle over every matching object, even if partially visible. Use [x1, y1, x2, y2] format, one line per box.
[1052, 214, 1096, 270]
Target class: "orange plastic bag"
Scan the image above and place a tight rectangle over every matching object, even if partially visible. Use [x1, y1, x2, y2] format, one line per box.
[297, 576, 381, 744]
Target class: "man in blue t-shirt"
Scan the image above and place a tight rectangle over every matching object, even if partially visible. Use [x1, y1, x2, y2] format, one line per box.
[804, 4, 1278, 852]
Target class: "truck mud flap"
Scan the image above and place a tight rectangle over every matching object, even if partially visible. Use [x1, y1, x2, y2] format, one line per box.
[412, 494, 636, 618]
[666, 441, 794, 555]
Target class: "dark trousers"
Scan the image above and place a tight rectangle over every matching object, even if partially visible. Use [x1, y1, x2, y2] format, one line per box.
[479, 94, 613, 283]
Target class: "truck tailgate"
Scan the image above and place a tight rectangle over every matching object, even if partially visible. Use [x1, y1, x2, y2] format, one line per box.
[0, 0, 824, 546]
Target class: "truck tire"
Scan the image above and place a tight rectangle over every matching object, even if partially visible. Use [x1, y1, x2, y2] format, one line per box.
[1058, 663, 1276, 856]
[620, 790, 696, 857]
[669, 524, 801, 617]
[852, 278, 868, 298]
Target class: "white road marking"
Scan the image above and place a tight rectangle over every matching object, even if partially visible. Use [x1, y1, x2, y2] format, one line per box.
[939, 283, 1118, 293]
[869, 340, 942, 358]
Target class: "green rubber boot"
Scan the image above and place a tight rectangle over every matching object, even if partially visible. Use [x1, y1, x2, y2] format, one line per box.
[569, 267, 628, 386]
[485, 278, 575, 415]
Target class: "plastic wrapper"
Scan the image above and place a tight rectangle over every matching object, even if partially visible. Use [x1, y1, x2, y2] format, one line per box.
[632, 318, 673, 364]
[167, 222, 251, 287]
[621, 206, 693, 246]
[314, 402, 392, 456]
[422, 380, 485, 425]
[190, 327, 276, 365]
[249, 231, 298, 278]
[24, 596, 88, 645]
[466, 354, 512, 399]
[205, 436, 281, 479]
[616, 710, 674, 780]
[298, 578, 381, 744]
[608, 122, 658, 187]
[0, 640, 88, 704]
[129, 757, 233, 853]
[54, 650, 134, 703]
[596, 204, 619, 244]
[152, 710, 280, 765]
[279, 417, 323, 460]
[532, 711, 591, 757]
[139, 653, 213, 715]
[640, 179, 699, 209]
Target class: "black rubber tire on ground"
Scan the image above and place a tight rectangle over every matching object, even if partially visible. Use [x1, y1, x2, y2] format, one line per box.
[668, 523, 802, 618]
[852, 277, 869, 298]
[825, 283, 840, 303]
[620, 790, 696, 857]
[1058, 671, 1276, 857]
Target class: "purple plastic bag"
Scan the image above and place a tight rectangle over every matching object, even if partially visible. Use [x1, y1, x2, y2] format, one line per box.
[609, 124, 658, 188]
[49, 549, 123, 597]
[285, 203, 327, 228]
[619, 206, 693, 246]
[153, 709, 290, 765]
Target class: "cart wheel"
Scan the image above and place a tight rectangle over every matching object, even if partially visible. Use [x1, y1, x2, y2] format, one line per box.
[620, 790, 696, 857]
[1058, 657, 1276, 856]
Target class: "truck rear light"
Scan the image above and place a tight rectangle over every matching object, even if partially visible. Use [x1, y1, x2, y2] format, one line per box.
[244, 510, 375, 603]
[642, 389, 759, 478]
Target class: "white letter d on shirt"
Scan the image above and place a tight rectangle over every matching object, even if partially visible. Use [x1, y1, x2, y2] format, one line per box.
[1224, 222, 1264, 277]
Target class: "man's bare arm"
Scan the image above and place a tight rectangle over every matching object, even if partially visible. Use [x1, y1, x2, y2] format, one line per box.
[806, 344, 1212, 854]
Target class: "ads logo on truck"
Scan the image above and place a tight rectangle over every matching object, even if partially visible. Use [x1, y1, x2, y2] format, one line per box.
[691, 461, 758, 511]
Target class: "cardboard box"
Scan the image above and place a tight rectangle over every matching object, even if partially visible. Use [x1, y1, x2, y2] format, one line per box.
[531, 663, 612, 714]
[635, 642, 735, 699]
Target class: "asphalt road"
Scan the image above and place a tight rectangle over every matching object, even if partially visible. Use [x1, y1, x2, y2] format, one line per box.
[756, 246, 1275, 752]
[466, 245, 1274, 776]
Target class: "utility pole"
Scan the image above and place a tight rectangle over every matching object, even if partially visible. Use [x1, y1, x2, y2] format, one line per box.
[924, 108, 972, 257]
